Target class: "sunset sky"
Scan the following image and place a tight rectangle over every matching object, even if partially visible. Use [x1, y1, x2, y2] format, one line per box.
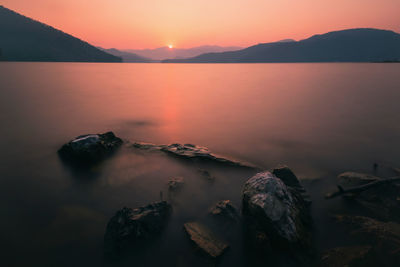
[2, 0, 399, 49]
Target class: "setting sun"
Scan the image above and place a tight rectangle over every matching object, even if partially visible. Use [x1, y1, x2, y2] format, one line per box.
[168, 44, 173, 49]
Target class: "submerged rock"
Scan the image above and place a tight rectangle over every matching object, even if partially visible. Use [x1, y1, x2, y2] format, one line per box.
[184, 222, 229, 258]
[209, 200, 240, 222]
[335, 215, 400, 265]
[337, 172, 381, 187]
[242, 171, 312, 253]
[104, 201, 172, 255]
[167, 177, 184, 191]
[197, 169, 215, 181]
[58, 131, 122, 165]
[132, 142, 257, 168]
[321, 246, 372, 267]
[335, 172, 400, 221]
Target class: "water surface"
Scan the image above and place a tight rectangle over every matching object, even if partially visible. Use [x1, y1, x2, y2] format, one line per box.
[0, 62, 399, 266]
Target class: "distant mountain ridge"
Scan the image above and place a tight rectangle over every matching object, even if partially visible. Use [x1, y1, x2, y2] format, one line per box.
[98, 48, 153, 62]
[163, 29, 400, 63]
[124, 45, 243, 61]
[0, 5, 121, 62]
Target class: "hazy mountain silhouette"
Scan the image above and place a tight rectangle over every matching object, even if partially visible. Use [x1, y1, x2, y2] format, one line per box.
[0, 6, 121, 62]
[163, 29, 400, 63]
[98, 48, 153, 62]
[125, 45, 243, 61]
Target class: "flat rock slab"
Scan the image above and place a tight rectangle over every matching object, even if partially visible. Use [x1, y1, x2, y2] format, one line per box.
[184, 222, 229, 258]
[337, 172, 381, 187]
[132, 142, 258, 169]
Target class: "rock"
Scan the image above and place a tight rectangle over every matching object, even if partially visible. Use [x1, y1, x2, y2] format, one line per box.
[337, 172, 381, 188]
[168, 177, 184, 191]
[132, 142, 257, 169]
[321, 246, 372, 267]
[273, 165, 302, 189]
[335, 215, 400, 265]
[242, 171, 312, 251]
[336, 172, 400, 221]
[209, 200, 240, 222]
[58, 131, 122, 165]
[104, 201, 172, 255]
[273, 165, 311, 205]
[198, 169, 215, 181]
[183, 222, 229, 258]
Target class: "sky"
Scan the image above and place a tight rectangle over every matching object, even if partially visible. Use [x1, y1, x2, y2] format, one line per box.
[2, 0, 400, 49]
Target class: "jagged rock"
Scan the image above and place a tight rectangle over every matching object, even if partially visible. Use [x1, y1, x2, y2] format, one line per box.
[273, 165, 311, 205]
[209, 200, 240, 222]
[104, 201, 172, 255]
[242, 171, 312, 252]
[131, 142, 257, 168]
[335, 215, 400, 265]
[321, 246, 372, 267]
[337, 172, 381, 187]
[273, 165, 302, 188]
[168, 177, 184, 191]
[58, 131, 122, 165]
[183, 222, 229, 258]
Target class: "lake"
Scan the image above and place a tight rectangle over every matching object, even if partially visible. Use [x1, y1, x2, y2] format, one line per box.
[0, 62, 399, 266]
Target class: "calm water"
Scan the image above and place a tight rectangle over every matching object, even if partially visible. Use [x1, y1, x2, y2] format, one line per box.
[0, 62, 399, 266]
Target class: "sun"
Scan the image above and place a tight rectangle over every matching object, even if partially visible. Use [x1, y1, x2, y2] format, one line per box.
[168, 44, 173, 49]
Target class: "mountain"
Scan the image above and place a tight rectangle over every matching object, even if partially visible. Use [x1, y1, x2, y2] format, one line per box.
[163, 29, 400, 63]
[0, 6, 121, 62]
[125, 45, 242, 61]
[99, 48, 153, 62]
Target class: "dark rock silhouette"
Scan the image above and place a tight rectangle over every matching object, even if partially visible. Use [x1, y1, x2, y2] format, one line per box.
[104, 202, 172, 256]
[0, 5, 121, 62]
[273, 165, 311, 205]
[163, 28, 400, 63]
[58, 132, 122, 166]
[242, 171, 312, 262]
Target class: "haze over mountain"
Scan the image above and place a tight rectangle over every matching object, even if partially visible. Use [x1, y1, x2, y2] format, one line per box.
[0, 5, 120, 62]
[163, 29, 400, 63]
[124, 45, 243, 61]
[98, 48, 152, 63]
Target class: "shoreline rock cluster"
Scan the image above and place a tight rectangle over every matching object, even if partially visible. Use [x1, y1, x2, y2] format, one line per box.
[59, 132, 313, 263]
[59, 132, 400, 266]
[323, 170, 400, 266]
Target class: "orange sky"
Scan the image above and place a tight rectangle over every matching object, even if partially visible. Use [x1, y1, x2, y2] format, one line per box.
[2, 0, 400, 49]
